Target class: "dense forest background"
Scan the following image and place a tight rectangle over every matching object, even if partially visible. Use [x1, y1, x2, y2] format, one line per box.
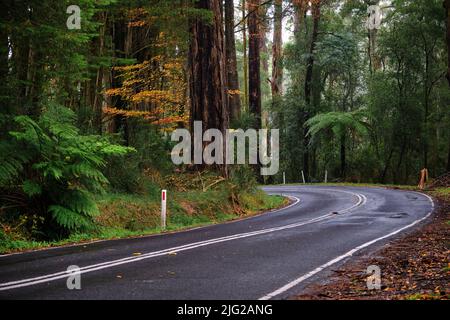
[0, 0, 449, 243]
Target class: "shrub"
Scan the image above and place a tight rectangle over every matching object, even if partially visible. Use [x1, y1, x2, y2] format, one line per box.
[0, 104, 134, 238]
[104, 120, 174, 193]
[229, 166, 257, 193]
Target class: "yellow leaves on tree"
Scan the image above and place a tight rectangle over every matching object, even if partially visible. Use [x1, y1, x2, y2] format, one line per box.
[105, 55, 188, 130]
[102, 106, 186, 125]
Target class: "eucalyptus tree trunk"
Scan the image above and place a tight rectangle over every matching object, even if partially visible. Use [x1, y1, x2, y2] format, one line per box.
[259, 4, 269, 76]
[293, 0, 307, 35]
[0, 4, 9, 114]
[271, 0, 283, 98]
[446, 0, 450, 171]
[248, 0, 262, 129]
[368, 1, 381, 73]
[189, 0, 229, 174]
[224, 0, 242, 123]
[445, 0, 450, 86]
[242, 0, 249, 110]
[303, 0, 322, 180]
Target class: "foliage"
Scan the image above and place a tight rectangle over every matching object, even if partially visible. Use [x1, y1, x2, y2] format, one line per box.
[306, 111, 370, 138]
[274, 0, 449, 184]
[104, 121, 174, 193]
[104, 56, 188, 130]
[0, 105, 133, 238]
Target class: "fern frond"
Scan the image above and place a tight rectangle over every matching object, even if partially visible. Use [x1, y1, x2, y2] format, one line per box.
[49, 205, 93, 231]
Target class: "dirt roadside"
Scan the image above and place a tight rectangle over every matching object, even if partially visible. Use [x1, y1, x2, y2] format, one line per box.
[293, 188, 449, 300]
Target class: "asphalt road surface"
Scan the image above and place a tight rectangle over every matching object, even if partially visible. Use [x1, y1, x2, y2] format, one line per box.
[0, 186, 434, 300]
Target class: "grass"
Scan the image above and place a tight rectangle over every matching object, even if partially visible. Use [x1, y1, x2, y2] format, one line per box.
[0, 187, 287, 254]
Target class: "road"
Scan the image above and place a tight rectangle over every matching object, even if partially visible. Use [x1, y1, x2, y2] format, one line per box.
[0, 186, 434, 300]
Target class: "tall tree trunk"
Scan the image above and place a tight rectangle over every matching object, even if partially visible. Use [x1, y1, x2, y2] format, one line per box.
[369, 30, 382, 72]
[423, 53, 430, 169]
[0, 3, 10, 114]
[225, 0, 242, 123]
[368, 1, 381, 73]
[259, 3, 269, 127]
[259, 4, 269, 74]
[445, 0, 450, 86]
[86, 12, 107, 135]
[108, 18, 130, 144]
[381, 148, 394, 184]
[189, 0, 229, 174]
[248, 0, 261, 129]
[271, 0, 283, 98]
[340, 133, 346, 179]
[303, 0, 321, 180]
[293, 0, 307, 35]
[242, 0, 249, 110]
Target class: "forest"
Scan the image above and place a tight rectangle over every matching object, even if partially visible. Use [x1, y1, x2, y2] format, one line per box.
[0, 0, 449, 249]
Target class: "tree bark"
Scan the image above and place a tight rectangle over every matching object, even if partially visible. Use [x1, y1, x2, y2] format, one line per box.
[445, 0, 450, 86]
[293, 0, 308, 35]
[225, 0, 242, 123]
[189, 0, 229, 173]
[248, 0, 261, 129]
[340, 133, 346, 179]
[305, 1, 321, 107]
[242, 0, 249, 110]
[367, 1, 381, 73]
[0, 3, 10, 114]
[303, 0, 321, 180]
[271, 0, 283, 97]
[259, 4, 269, 75]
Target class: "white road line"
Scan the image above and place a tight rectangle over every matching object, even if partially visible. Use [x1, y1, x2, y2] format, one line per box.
[0, 190, 366, 292]
[0, 194, 301, 259]
[259, 192, 435, 300]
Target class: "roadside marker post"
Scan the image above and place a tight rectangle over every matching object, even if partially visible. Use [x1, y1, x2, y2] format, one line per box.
[325, 170, 328, 184]
[301, 171, 306, 184]
[283, 172, 286, 185]
[161, 190, 167, 230]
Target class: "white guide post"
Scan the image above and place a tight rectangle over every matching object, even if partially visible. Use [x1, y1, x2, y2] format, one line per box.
[161, 190, 167, 230]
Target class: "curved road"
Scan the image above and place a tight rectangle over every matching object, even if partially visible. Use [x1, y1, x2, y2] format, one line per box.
[0, 186, 434, 300]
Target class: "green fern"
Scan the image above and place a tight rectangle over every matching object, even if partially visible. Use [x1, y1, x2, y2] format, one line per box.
[1, 104, 134, 236]
[0, 141, 31, 186]
[306, 111, 370, 138]
[49, 205, 93, 231]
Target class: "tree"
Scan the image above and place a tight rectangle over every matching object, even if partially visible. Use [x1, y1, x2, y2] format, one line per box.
[271, 0, 283, 98]
[248, 0, 262, 129]
[446, 0, 450, 86]
[241, 0, 250, 110]
[303, 0, 322, 180]
[188, 0, 229, 173]
[225, 0, 242, 122]
[444, 0, 450, 171]
[368, 0, 381, 73]
[293, 0, 308, 34]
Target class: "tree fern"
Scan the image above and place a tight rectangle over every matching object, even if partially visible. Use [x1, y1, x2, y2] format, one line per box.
[306, 111, 370, 139]
[0, 141, 31, 186]
[1, 104, 134, 236]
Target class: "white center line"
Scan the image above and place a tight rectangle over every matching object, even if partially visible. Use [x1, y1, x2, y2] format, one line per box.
[0, 190, 366, 291]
